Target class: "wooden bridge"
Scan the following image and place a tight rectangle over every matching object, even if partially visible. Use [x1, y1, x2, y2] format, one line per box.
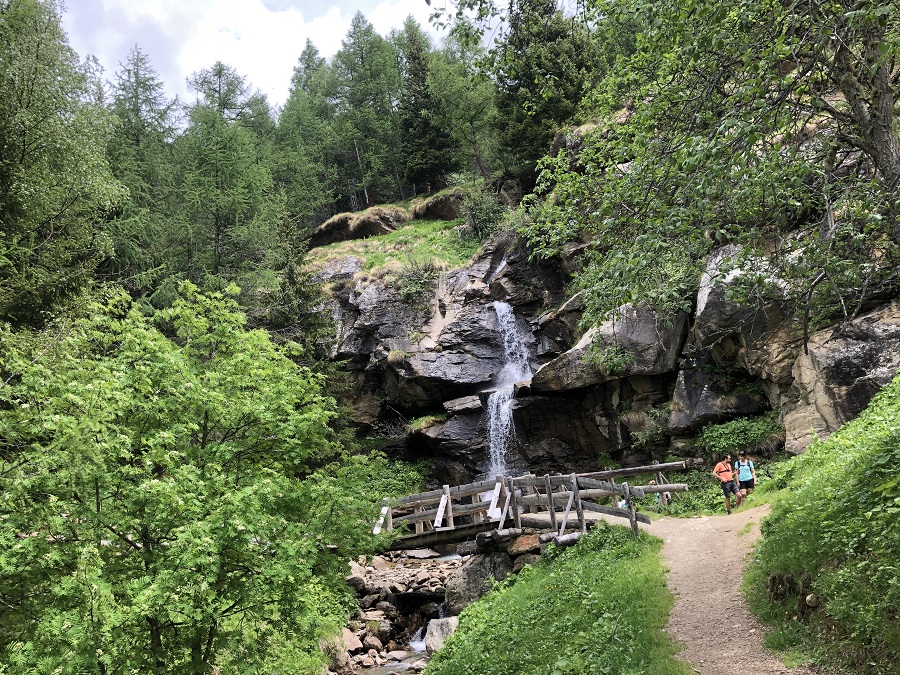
[373, 461, 689, 549]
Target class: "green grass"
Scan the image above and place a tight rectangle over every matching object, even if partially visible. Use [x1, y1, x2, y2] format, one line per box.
[746, 374, 900, 674]
[424, 523, 692, 675]
[307, 218, 481, 278]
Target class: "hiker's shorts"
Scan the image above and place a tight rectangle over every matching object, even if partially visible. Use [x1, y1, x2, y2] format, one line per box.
[721, 481, 740, 497]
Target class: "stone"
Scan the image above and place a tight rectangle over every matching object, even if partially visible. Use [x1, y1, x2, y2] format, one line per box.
[345, 560, 367, 592]
[512, 553, 542, 574]
[531, 305, 688, 392]
[507, 534, 541, 556]
[405, 549, 441, 559]
[445, 552, 514, 615]
[787, 300, 900, 452]
[363, 634, 383, 651]
[419, 602, 442, 620]
[425, 616, 460, 654]
[386, 650, 409, 661]
[370, 555, 393, 570]
[442, 395, 483, 415]
[374, 601, 399, 618]
[341, 627, 364, 654]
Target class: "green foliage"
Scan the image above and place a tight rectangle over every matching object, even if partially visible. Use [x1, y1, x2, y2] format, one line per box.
[459, 188, 506, 240]
[309, 218, 480, 276]
[395, 254, 439, 303]
[697, 415, 785, 458]
[0, 0, 124, 325]
[0, 284, 395, 673]
[425, 523, 690, 675]
[748, 374, 900, 673]
[590, 343, 635, 375]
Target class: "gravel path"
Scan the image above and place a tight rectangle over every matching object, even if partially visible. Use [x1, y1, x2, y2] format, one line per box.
[644, 505, 816, 675]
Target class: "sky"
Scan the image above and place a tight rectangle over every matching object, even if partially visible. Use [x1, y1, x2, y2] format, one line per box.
[61, 0, 447, 110]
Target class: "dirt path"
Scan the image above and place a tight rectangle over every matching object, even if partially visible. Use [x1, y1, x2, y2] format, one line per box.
[644, 505, 815, 675]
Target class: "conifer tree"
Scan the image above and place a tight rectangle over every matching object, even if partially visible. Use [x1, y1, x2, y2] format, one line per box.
[396, 18, 457, 193]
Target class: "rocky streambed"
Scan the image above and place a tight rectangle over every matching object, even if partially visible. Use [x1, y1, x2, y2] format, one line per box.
[327, 529, 549, 674]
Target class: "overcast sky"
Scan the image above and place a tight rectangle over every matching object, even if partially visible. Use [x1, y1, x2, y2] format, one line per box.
[61, 0, 445, 110]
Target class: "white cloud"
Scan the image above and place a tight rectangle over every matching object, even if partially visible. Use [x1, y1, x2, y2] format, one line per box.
[62, 0, 444, 110]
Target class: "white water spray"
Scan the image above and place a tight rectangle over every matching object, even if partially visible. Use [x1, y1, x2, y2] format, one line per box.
[486, 301, 533, 478]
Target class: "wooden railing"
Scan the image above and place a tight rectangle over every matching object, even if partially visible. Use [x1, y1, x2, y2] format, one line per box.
[374, 461, 689, 543]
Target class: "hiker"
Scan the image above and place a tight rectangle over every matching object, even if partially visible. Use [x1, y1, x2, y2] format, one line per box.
[712, 453, 742, 514]
[734, 450, 757, 498]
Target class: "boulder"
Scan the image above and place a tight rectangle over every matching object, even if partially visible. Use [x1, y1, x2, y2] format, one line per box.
[411, 188, 464, 220]
[786, 300, 900, 452]
[445, 552, 514, 615]
[311, 206, 411, 248]
[668, 353, 769, 434]
[425, 617, 460, 654]
[512, 553, 541, 574]
[507, 534, 541, 556]
[443, 395, 483, 415]
[531, 305, 687, 392]
[345, 560, 367, 592]
[341, 627, 364, 654]
[694, 245, 799, 384]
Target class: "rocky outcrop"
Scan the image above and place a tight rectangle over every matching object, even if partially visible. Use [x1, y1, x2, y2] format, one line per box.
[411, 188, 464, 221]
[784, 300, 900, 452]
[311, 206, 412, 248]
[668, 350, 769, 435]
[694, 245, 800, 384]
[531, 305, 688, 392]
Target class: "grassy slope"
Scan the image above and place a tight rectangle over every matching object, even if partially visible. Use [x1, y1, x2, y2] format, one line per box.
[424, 523, 691, 675]
[306, 217, 480, 281]
[748, 374, 900, 673]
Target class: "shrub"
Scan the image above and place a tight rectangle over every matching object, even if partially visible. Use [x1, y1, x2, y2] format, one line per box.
[697, 414, 785, 458]
[396, 254, 439, 302]
[459, 188, 506, 240]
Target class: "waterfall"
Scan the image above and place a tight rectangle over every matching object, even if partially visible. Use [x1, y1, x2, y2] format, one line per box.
[486, 301, 533, 478]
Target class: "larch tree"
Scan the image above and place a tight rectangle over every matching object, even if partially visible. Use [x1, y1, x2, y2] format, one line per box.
[0, 0, 123, 325]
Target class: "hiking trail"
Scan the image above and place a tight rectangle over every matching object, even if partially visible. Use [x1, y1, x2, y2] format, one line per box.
[646, 504, 815, 675]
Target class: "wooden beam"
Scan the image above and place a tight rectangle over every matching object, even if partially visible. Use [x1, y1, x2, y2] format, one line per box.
[544, 474, 557, 533]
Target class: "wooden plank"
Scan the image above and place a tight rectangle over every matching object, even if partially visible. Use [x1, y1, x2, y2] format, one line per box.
[558, 488, 574, 537]
[393, 500, 492, 526]
[486, 480, 503, 520]
[388, 521, 497, 550]
[544, 474, 557, 533]
[571, 473, 586, 533]
[512, 474, 573, 489]
[444, 485, 455, 529]
[433, 493, 448, 529]
[638, 483, 688, 494]
[398, 478, 503, 506]
[578, 461, 686, 481]
[372, 501, 390, 535]
[624, 483, 639, 537]
[509, 476, 521, 529]
[497, 485, 512, 530]
[580, 501, 652, 525]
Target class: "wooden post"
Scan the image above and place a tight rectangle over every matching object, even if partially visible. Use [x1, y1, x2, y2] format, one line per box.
[498, 480, 512, 529]
[508, 476, 521, 529]
[415, 505, 424, 534]
[373, 499, 390, 535]
[434, 493, 448, 529]
[544, 474, 557, 533]
[571, 474, 586, 533]
[558, 489, 575, 537]
[444, 484, 455, 529]
[623, 482, 639, 537]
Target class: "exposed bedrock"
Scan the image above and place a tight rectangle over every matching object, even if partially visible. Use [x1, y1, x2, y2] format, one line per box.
[323, 234, 900, 482]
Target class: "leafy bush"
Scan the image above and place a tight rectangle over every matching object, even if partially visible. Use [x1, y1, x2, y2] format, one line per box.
[459, 188, 506, 240]
[697, 414, 785, 457]
[425, 523, 691, 675]
[748, 374, 900, 673]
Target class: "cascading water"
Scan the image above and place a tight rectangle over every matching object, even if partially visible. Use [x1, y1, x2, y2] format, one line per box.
[485, 301, 533, 478]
